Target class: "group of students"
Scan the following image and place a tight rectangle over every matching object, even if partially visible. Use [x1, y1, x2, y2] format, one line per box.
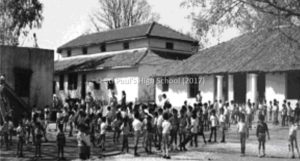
[1, 90, 300, 160]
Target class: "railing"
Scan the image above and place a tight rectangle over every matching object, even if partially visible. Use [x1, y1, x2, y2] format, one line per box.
[0, 83, 30, 124]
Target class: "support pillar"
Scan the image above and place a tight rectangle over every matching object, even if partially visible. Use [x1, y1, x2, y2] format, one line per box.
[216, 75, 223, 101]
[228, 74, 234, 102]
[248, 73, 258, 103]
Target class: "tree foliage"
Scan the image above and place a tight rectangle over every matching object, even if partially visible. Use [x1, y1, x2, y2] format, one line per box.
[0, 0, 43, 46]
[89, 0, 159, 32]
[181, 0, 300, 47]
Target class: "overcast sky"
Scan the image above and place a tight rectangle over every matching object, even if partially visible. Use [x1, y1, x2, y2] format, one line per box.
[21, 0, 239, 57]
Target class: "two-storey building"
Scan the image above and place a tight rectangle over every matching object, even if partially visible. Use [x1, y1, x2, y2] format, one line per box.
[54, 22, 198, 104]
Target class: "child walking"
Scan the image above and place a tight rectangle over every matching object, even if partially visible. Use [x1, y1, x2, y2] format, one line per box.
[56, 124, 66, 160]
[237, 114, 248, 157]
[288, 117, 300, 159]
[256, 114, 270, 157]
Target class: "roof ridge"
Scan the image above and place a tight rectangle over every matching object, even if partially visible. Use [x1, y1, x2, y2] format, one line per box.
[83, 22, 154, 37]
[146, 22, 156, 36]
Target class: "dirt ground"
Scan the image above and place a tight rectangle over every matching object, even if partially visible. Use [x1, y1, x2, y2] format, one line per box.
[1, 120, 299, 161]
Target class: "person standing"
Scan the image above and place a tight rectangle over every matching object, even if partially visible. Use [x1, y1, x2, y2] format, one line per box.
[208, 110, 218, 143]
[132, 112, 142, 156]
[288, 117, 300, 159]
[256, 115, 270, 158]
[16, 121, 26, 157]
[85, 92, 94, 114]
[56, 124, 66, 160]
[110, 91, 118, 115]
[121, 91, 126, 107]
[237, 114, 248, 157]
[219, 108, 226, 143]
[162, 112, 172, 159]
[268, 101, 273, 122]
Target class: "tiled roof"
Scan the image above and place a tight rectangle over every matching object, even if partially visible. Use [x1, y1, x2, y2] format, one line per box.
[57, 22, 197, 51]
[156, 27, 300, 77]
[54, 48, 175, 73]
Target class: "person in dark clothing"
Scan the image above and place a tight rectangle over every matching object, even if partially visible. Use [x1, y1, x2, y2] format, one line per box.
[57, 124, 66, 160]
[256, 114, 270, 158]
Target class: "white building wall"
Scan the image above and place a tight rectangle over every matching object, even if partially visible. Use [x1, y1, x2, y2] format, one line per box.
[54, 67, 140, 104]
[265, 73, 286, 105]
[199, 75, 215, 103]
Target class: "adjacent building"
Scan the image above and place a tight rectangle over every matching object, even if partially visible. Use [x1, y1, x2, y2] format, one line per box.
[155, 27, 300, 108]
[54, 22, 198, 103]
[0, 46, 54, 121]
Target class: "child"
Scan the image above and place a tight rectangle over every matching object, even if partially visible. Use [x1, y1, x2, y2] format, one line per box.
[179, 108, 188, 151]
[156, 108, 163, 150]
[112, 112, 122, 143]
[132, 111, 142, 156]
[219, 108, 226, 143]
[190, 111, 199, 147]
[208, 110, 218, 143]
[2, 120, 9, 150]
[121, 116, 130, 153]
[57, 124, 66, 160]
[256, 114, 270, 157]
[16, 121, 26, 157]
[237, 114, 248, 156]
[99, 117, 107, 155]
[35, 123, 43, 158]
[288, 117, 300, 159]
[169, 109, 179, 150]
[162, 112, 171, 159]
[145, 114, 154, 153]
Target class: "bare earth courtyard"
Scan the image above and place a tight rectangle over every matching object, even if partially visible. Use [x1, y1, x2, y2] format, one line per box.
[1, 121, 299, 161]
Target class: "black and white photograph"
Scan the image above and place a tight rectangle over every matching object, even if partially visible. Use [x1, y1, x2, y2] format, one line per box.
[1, 0, 300, 161]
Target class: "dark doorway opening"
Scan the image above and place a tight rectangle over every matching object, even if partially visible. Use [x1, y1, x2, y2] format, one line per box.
[287, 72, 300, 99]
[14, 68, 32, 97]
[81, 74, 86, 99]
[257, 73, 266, 103]
[233, 73, 246, 104]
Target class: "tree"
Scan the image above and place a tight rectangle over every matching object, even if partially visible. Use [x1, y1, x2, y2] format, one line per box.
[181, 0, 300, 47]
[89, 0, 159, 32]
[0, 0, 43, 46]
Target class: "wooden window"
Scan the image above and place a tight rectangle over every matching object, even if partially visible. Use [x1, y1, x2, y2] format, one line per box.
[67, 50, 72, 57]
[68, 73, 78, 90]
[287, 72, 300, 99]
[123, 42, 129, 49]
[107, 80, 115, 90]
[14, 68, 32, 97]
[82, 47, 87, 54]
[100, 44, 106, 52]
[59, 75, 64, 90]
[162, 77, 169, 92]
[188, 76, 199, 98]
[166, 42, 174, 50]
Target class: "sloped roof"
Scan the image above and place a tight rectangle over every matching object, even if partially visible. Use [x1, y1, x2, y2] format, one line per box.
[157, 27, 300, 77]
[54, 48, 175, 73]
[57, 22, 197, 51]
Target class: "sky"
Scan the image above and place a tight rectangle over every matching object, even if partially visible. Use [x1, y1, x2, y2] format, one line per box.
[21, 0, 240, 59]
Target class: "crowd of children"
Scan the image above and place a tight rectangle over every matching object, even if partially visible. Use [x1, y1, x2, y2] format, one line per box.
[1, 90, 300, 160]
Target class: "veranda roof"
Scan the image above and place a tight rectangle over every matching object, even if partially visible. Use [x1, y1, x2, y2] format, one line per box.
[156, 27, 300, 77]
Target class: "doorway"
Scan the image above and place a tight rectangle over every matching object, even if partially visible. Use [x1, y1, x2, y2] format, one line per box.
[81, 74, 86, 99]
[233, 73, 246, 103]
[257, 73, 266, 103]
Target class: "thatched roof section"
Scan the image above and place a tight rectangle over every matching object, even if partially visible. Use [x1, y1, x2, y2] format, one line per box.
[55, 48, 175, 73]
[157, 27, 300, 77]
